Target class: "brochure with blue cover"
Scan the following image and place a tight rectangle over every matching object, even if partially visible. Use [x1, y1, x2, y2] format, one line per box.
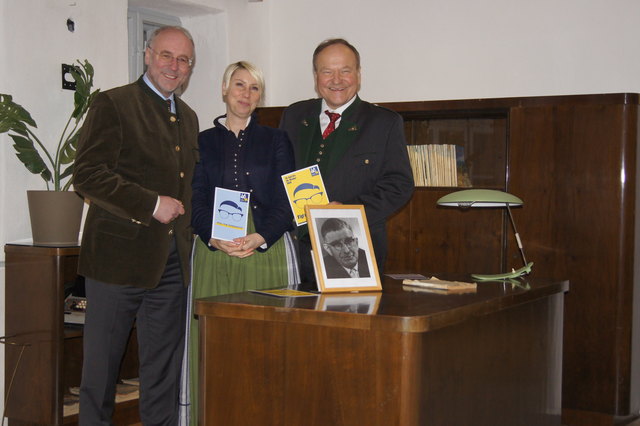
[211, 187, 250, 241]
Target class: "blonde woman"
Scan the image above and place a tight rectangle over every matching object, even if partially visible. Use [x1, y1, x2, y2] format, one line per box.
[183, 61, 298, 424]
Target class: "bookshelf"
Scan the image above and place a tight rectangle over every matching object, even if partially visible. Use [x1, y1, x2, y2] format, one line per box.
[404, 116, 507, 188]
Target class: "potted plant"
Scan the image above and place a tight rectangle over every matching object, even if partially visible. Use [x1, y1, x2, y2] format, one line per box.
[0, 59, 99, 245]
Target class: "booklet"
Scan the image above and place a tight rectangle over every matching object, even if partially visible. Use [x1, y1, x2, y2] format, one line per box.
[249, 288, 319, 298]
[211, 187, 250, 241]
[281, 164, 329, 226]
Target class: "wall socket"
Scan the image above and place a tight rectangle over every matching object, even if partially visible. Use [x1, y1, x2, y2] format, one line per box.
[61, 64, 76, 90]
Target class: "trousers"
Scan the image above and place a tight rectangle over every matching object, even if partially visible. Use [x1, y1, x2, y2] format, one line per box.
[79, 240, 187, 425]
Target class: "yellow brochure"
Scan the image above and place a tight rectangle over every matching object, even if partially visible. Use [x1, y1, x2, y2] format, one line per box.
[281, 164, 329, 226]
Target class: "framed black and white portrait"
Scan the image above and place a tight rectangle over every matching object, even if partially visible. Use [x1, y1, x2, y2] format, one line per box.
[305, 204, 381, 293]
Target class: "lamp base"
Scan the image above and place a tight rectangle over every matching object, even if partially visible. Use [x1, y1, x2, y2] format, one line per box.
[471, 262, 534, 282]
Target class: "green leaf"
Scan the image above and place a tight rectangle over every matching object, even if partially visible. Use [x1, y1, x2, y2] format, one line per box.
[60, 163, 74, 180]
[9, 134, 52, 181]
[0, 94, 37, 135]
[59, 131, 79, 165]
[71, 60, 99, 120]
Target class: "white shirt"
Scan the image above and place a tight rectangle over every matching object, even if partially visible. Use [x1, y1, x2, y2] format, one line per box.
[319, 95, 357, 135]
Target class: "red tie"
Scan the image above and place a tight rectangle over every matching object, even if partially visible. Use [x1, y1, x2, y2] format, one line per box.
[322, 111, 341, 139]
[166, 99, 173, 112]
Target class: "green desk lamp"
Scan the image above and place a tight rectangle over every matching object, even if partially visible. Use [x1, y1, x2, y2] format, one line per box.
[436, 189, 533, 281]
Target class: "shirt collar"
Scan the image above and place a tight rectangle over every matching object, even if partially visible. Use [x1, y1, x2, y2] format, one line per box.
[321, 94, 357, 115]
[143, 73, 175, 103]
[346, 265, 359, 277]
[218, 115, 252, 130]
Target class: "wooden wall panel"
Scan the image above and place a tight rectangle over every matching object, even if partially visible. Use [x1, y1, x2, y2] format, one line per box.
[387, 189, 504, 275]
[509, 102, 638, 416]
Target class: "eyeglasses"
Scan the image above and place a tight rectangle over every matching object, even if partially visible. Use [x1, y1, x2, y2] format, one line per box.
[218, 209, 244, 221]
[325, 237, 357, 250]
[293, 192, 324, 207]
[148, 46, 193, 68]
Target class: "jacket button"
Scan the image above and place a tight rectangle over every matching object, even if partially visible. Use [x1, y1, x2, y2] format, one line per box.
[179, 172, 185, 178]
[170, 116, 177, 123]
[175, 146, 181, 152]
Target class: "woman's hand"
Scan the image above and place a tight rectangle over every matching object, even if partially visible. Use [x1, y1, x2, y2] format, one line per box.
[208, 232, 265, 258]
[208, 238, 244, 256]
[236, 233, 266, 252]
[230, 233, 266, 258]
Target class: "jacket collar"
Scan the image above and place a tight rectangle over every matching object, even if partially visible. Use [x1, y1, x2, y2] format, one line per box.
[136, 76, 178, 114]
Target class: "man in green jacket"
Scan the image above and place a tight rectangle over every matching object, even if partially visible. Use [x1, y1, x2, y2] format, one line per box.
[73, 25, 199, 425]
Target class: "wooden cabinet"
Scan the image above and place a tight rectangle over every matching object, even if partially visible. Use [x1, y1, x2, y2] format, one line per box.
[3, 244, 139, 425]
[257, 93, 640, 425]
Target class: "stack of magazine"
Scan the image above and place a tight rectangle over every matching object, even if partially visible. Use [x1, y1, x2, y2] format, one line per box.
[406, 144, 470, 187]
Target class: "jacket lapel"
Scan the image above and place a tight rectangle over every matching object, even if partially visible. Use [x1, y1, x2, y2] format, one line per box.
[297, 103, 321, 167]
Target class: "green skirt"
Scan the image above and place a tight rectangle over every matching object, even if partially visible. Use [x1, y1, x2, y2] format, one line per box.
[187, 218, 290, 425]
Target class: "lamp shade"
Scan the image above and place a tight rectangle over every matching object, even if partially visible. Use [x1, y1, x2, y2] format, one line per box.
[437, 189, 523, 208]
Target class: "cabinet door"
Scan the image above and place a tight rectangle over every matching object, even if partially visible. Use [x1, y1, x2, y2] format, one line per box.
[4, 245, 77, 424]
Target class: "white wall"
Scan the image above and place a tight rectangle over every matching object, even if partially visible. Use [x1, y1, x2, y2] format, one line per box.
[267, 0, 640, 105]
[1, 0, 640, 418]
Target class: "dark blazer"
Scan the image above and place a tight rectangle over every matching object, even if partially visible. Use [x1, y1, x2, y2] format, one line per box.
[280, 96, 414, 267]
[73, 78, 199, 288]
[323, 248, 371, 279]
[191, 116, 295, 250]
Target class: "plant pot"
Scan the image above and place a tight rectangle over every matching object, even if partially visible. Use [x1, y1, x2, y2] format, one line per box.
[27, 190, 84, 246]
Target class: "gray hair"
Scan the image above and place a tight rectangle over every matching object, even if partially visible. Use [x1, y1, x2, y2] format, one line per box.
[146, 26, 196, 65]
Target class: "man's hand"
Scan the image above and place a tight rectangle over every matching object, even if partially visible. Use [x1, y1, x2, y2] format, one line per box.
[153, 196, 185, 224]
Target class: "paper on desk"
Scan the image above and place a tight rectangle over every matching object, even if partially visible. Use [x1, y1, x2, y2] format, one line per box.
[402, 277, 477, 293]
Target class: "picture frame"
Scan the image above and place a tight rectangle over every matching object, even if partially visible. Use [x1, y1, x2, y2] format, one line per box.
[305, 204, 382, 293]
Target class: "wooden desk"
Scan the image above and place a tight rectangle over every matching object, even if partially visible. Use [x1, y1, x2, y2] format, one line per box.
[195, 276, 568, 426]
